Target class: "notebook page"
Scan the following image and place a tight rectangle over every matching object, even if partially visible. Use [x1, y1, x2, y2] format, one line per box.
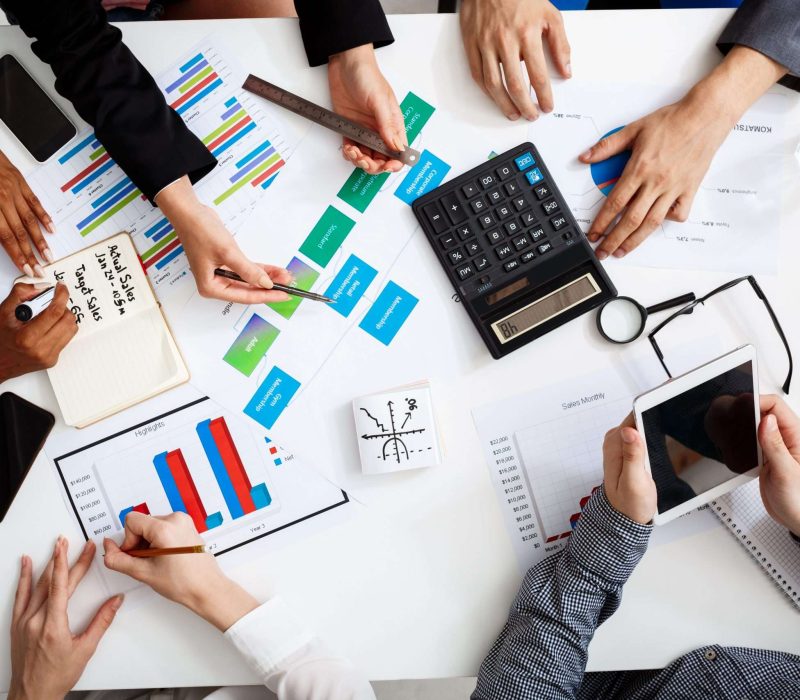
[712, 479, 800, 609]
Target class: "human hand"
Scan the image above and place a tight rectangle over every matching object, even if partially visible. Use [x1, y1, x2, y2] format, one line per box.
[154, 177, 292, 304]
[758, 395, 800, 536]
[104, 512, 259, 632]
[328, 43, 406, 174]
[0, 150, 54, 277]
[0, 283, 78, 382]
[603, 415, 657, 524]
[460, 0, 570, 121]
[9, 538, 123, 700]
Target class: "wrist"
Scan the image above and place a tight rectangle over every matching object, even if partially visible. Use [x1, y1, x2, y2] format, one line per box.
[329, 43, 375, 69]
[154, 175, 203, 231]
[186, 575, 260, 632]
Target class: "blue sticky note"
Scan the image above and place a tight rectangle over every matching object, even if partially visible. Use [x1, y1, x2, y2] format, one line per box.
[514, 152, 535, 170]
[525, 168, 543, 185]
[323, 254, 378, 317]
[394, 150, 450, 205]
[244, 366, 301, 429]
[359, 281, 418, 345]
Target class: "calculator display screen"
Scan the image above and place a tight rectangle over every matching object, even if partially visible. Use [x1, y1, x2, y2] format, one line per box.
[490, 274, 600, 343]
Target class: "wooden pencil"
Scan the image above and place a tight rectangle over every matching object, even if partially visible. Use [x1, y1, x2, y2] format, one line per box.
[126, 545, 207, 558]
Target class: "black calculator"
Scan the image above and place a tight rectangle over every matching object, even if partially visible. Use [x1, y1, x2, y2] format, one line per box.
[412, 143, 616, 358]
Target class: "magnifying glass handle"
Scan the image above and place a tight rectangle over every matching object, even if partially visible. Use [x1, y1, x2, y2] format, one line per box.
[645, 292, 696, 315]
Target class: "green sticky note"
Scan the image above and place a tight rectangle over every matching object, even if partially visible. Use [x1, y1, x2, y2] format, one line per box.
[223, 314, 280, 377]
[299, 206, 355, 268]
[268, 256, 320, 320]
[336, 91, 436, 213]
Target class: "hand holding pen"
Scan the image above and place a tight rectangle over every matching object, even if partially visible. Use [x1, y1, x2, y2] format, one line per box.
[214, 268, 333, 303]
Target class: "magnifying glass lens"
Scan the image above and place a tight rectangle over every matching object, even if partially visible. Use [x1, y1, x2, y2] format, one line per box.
[599, 298, 646, 343]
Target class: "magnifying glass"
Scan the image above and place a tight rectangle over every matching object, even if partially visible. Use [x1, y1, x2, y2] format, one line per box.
[596, 292, 696, 344]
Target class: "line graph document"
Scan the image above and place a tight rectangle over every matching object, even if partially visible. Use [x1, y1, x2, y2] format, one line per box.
[529, 81, 795, 274]
[472, 345, 720, 572]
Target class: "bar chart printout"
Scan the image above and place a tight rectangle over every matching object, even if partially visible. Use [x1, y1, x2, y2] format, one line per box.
[53, 394, 348, 557]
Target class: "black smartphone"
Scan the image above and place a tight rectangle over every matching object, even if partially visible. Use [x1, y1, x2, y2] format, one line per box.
[0, 54, 76, 162]
[0, 392, 55, 522]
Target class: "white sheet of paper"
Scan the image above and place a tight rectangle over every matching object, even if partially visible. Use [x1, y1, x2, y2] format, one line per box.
[528, 81, 794, 274]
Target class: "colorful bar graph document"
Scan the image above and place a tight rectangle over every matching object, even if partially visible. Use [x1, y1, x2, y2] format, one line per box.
[48, 387, 349, 574]
[24, 37, 295, 297]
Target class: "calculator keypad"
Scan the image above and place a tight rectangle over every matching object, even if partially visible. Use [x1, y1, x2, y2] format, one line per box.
[415, 145, 583, 299]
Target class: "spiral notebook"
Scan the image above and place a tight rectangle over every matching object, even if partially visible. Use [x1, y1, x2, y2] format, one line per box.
[711, 479, 800, 609]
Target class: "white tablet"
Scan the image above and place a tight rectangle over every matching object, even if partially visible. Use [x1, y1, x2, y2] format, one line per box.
[633, 345, 761, 525]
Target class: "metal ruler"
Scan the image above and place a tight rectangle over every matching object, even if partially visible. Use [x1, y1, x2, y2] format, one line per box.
[242, 74, 420, 167]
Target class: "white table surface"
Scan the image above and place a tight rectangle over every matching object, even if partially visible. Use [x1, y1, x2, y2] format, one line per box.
[1, 9, 799, 691]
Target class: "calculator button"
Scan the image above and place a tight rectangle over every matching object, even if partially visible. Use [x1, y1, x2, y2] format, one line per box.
[542, 199, 559, 216]
[456, 224, 474, 240]
[423, 203, 448, 233]
[495, 242, 514, 260]
[442, 193, 467, 224]
[512, 196, 528, 212]
[462, 182, 479, 198]
[479, 173, 496, 189]
[465, 240, 481, 256]
[529, 226, 546, 242]
[487, 188, 503, 205]
[439, 233, 458, 249]
[504, 220, 521, 236]
[537, 242, 553, 255]
[520, 250, 536, 264]
[562, 230, 574, 242]
[496, 164, 514, 180]
[496, 204, 513, 220]
[504, 181, 520, 196]
[486, 229, 503, 244]
[525, 167, 544, 185]
[478, 213, 496, 229]
[503, 259, 520, 273]
[551, 214, 568, 230]
[512, 234, 530, 251]
[479, 274, 491, 284]
[521, 211, 537, 227]
[456, 262, 475, 281]
[534, 184, 551, 200]
[475, 255, 490, 271]
[470, 197, 487, 214]
[448, 248, 467, 265]
[514, 151, 535, 170]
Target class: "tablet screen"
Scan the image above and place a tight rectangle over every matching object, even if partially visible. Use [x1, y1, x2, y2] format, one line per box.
[640, 360, 758, 514]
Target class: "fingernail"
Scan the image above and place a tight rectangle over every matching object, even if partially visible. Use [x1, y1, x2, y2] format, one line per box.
[46, 220, 56, 234]
[257, 274, 272, 290]
[588, 233, 598, 242]
[33, 264, 46, 278]
[527, 113, 539, 122]
[43, 248, 54, 264]
[613, 249, 626, 258]
[579, 148, 592, 160]
[596, 250, 608, 261]
[621, 427, 636, 443]
[22, 263, 33, 277]
[112, 594, 124, 611]
[566, 62, 572, 77]
[765, 413, 778, 432]
[508, 112, 520, 121]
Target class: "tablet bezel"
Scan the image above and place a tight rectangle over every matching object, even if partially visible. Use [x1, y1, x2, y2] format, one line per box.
[633, 345, 761, 525]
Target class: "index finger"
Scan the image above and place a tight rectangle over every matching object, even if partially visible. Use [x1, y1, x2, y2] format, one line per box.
[521, 34, 553, 115]
[23, 283, 70, 335]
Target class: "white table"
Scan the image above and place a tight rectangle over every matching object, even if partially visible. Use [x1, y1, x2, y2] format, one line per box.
[1, 9, 799, 691]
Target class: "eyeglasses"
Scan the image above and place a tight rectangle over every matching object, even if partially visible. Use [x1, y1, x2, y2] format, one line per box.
[647, 275, 793, 394]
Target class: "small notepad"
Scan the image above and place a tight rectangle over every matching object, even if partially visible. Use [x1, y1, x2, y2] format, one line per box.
[19, 232, 188, 427]
[352, 381, 442, 474]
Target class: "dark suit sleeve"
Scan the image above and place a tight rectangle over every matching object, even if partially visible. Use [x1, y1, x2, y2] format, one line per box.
[294, 0, 394, 67]
[1, 0, 216, 201]
[717, 0, 800, 92]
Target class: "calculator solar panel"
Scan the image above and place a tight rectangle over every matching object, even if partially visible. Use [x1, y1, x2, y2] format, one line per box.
[412, 143, 616, 358]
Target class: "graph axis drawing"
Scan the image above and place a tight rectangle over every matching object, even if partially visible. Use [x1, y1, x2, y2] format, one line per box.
[52, 396, 349, 556]
[359, 402, 429, 464]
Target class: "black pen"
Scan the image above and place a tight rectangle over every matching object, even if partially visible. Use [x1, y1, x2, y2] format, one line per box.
[213, 268, 334, 304]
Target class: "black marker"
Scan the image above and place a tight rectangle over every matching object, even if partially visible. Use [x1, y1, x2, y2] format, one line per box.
[15, 286, 55, 322]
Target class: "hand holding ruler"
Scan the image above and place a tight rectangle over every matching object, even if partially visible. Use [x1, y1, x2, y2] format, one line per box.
[242, 74, 420, 166]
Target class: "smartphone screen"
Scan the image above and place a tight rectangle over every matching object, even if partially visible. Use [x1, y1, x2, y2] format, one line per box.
[0, 54, 76, 162]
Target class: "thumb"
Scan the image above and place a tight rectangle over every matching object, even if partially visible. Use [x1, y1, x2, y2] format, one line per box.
[579, 126, 635, 164]
[619, 427, 646, 483]
[224, 249, 273, 290]
[77, 594, 123, 652]
[372, 92, 407, 153]
[103, 538, 149, 582]
[760, 413, 794, 470]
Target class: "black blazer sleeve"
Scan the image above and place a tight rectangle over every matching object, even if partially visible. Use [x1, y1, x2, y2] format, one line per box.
[1, 0, 217, 201]
[717, 0, 800, 93]
[294, 0, 394, 67]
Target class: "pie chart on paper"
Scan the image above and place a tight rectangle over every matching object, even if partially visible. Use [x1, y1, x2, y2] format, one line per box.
[589, 126, 631, 196]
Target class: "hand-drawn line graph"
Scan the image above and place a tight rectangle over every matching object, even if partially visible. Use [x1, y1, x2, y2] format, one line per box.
[359, 400, 430, 464]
